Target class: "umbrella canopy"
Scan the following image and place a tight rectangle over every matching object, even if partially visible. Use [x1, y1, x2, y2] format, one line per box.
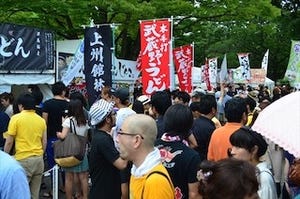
[252, 91, 300, 158]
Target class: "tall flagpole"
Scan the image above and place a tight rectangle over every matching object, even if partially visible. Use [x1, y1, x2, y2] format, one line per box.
[170, 16, 175, 91]
[111, 23, 116, 84]
[192, 42, 195, 92]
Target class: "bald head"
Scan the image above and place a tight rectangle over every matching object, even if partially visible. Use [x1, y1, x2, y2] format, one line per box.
[123, 114, 157, 147]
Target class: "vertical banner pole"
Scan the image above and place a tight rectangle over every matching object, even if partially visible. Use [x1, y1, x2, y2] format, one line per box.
[52, 165, 59, 199]
[111, 24, 116, 83]
[192, 42, 195, 92]
[170, 16, 175, 91]
[192, 42, 195, 68]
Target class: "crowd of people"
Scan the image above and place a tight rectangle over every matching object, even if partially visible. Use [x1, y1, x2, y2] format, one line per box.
[0, 82, 299, 199]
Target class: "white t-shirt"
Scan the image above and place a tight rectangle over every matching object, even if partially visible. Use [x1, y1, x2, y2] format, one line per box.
[5, 104, 13, 118]
[62, 117, 89, 137]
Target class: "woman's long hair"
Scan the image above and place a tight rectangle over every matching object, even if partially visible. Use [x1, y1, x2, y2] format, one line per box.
[68, 99, 87, 126]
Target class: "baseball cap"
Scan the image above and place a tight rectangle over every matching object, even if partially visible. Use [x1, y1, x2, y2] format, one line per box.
[137, 95, 151, 105]
[247, 90, 259, 102]
[89, 99, 115, 125]
[112, 87, 129, 102]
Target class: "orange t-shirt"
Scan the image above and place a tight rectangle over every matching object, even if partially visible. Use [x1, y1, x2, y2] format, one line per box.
[207, 122, 242, 161]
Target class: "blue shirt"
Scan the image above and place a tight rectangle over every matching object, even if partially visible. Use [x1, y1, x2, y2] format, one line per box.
[0, 151, 30, 199]
[215, 91, 232, 114]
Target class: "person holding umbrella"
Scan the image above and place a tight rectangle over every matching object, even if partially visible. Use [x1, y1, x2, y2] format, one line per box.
[252, 91, 300, 198]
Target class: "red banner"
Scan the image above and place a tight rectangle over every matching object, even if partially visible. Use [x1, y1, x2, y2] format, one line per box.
[140, 19, 171, 95]
[173, 44, 193, 93]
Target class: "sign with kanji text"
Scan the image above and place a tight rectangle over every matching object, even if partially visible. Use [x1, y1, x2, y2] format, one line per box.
[140, 19, 171, 95]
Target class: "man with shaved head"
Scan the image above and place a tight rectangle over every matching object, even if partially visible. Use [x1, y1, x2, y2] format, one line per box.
[117, 114, 175, 199]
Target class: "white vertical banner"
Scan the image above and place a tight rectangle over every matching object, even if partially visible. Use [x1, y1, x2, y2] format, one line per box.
[61, 40, 84, 86]
[261, 49, 269, 75]
[219, 54, 228, 83]
[237, 53, 251, 80]
[192, 66, 202, 84]
[208, 57, 218, 86]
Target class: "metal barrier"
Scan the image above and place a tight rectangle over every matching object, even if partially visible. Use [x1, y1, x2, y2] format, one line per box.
[43, 164, 59, 199]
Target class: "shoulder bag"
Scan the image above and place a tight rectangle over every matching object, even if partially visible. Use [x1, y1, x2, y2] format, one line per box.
[54, 118, 87, 167]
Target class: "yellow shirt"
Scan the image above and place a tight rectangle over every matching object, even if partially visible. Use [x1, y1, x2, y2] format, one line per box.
[130, 164, 175, 199]
[246, 112, 254, 126]
[6, 110, 46, 160]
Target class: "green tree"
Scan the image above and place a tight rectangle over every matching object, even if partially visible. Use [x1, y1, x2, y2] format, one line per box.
[0, 0, 294, 81]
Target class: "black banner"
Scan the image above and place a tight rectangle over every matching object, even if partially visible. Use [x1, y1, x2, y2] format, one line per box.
[84, 26, 112, 105]
[0, 23, 55, 72]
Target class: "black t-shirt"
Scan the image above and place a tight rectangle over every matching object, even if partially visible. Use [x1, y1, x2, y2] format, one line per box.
[155, 139, 201, 199]
[89, 129, 121, 199]
[42, 98, 69, 138]
[0, 112, 10, 147]
[191, 116, 216, 160]
[156, 115, 165, 139]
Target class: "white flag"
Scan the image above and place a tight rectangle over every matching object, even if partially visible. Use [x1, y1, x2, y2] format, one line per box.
[61, 40, 84, 86]
[219, 54, 228, 83]
[261, 49, 269, 75]
[237, 53, 251, 80]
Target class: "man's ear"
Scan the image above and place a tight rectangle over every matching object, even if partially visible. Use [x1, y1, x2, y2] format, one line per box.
[105, 116, 111, 124]
[151, 106, 157, 114]
[18, 104, 24, 111]
[132, 135, 142, 149]
[211, 107, 217, 115]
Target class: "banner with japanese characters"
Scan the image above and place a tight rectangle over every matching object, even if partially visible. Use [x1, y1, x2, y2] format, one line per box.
[84, 26, 112, 105]
[0, 23, 54, 72]
[208, 57, 218, 87]
[173, 44, 193, 93]
[202, 59, 212, 91]
[261, 49, 269, 75]
[140, 19, 171, 95]
[237, 53, 251, 80]
[112, 56, 140, 81]
[285, 40, 300, 89]
[232, 66, 246, 83]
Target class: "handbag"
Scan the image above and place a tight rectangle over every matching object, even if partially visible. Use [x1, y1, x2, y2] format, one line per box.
[54, 118, 87, 167]
[288, 159, 300, 186]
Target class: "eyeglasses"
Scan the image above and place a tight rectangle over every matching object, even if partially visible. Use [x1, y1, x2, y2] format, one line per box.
[117, 130, 144, 139]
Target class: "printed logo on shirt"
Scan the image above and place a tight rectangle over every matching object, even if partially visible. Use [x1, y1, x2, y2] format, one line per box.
[159, 147, 183, 168]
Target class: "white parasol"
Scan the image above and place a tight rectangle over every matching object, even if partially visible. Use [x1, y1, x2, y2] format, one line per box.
[252, 91, 300, 158]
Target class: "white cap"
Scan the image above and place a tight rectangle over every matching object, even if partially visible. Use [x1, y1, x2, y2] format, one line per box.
[137, 95, 151, 105]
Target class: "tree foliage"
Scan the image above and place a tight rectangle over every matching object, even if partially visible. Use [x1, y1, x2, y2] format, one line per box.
[0, 0, 297, 81]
